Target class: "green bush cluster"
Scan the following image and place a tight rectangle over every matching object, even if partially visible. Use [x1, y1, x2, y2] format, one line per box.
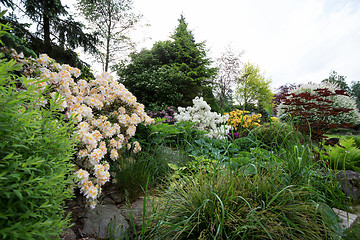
[188, 136, 257, 162]
[0, 55, 77, 239]
[250, 122, 303, 150]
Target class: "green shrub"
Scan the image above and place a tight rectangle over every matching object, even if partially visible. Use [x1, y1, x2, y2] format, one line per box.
[0, 55, 77, 239]
[353, 135, 360, 148]
[250, 122, 303, 150]
[230, 136, 258, 151]
[135, 120, 207, 150]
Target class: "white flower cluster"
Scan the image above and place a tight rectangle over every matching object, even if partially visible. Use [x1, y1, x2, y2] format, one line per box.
[277, 82, 360, 125]
[174, 97, 230, 139]
[18, 53, 154, 209]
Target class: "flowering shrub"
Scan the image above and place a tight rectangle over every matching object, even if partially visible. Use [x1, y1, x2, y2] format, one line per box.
[9, 50, 154, 208]
[147, 106, 178, 124]
[225, 109, 261, 131]
[174, 97, 230, 139]
[277, 82, 360, 141]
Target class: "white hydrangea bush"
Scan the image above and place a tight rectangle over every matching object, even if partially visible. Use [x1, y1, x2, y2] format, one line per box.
[12, 51, 154, 209]
[277, 82, 360, 125]
[174, 96, 230, 139]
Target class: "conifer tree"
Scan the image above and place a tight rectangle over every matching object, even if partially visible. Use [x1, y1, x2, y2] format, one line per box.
[22, 0, 97, 53]
[171, 15, 216, 106]
[118, 15, 217, 108]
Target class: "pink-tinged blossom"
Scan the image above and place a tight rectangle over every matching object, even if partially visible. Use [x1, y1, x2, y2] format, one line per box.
[11, 51, 153, 209]
[110, 149, 118, 161]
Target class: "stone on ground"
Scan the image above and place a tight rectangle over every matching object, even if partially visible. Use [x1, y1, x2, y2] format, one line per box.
[336, 170, 360, 201]
[333, 208, 359, 229]
[82, 204, 129, 239]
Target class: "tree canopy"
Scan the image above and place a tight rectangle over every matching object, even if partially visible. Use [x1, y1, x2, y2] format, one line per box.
[351, 81, 360, 110]
[20, 0, 97, 53]
[214, 46, 243, 111]
[118, 15, 217, 109]
[76, 0, 141, 72]
[322, 70, 350, 93]
[0, 0, 97, 72]
[235, 62, 273, 110]
[322, 70, 360, 111]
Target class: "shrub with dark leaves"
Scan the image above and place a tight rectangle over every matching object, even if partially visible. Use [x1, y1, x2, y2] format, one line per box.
[278, 83, 360, 142]
[147, 106, 178, 124]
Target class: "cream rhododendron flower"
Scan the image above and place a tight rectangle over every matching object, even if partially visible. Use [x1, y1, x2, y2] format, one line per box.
[110, 149, 119, 160]
[15, 52, 154, 209]
[133, 141, 141, 153]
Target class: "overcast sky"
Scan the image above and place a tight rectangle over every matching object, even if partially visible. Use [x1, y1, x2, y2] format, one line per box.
[64, 0, 360, 90]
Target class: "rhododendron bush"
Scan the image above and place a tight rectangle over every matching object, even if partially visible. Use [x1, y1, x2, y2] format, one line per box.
[11, 51, 154, 208]
[174, 97, 230, 139]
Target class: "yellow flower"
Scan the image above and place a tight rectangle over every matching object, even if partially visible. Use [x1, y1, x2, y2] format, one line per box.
[226, 109, 262, 130]
[271, 117, 278, 122]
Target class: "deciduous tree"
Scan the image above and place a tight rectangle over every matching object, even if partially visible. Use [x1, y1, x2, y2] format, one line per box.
[214, 46, 243, 111]
[235, 62, 273, 110]
[351, 81, 360, 110]
[322, 70, 350, 93]
[76, 0, 141, 72]
[277, 82, 360, 141]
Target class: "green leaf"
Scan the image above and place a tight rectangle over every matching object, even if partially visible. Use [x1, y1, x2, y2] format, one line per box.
[13, 189, 22, 200]
[168, 163, 179, 171]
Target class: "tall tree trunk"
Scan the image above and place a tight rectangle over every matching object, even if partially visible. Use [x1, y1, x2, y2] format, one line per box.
[104, 1, 111, 72]
[105, 31, 110, 72]
[220, 86, 225, 111]
[43, 2, 51, 51]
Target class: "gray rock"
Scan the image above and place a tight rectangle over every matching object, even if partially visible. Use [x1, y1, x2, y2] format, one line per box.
[110, 192, 124, 204]
[102, 196, 115, 205]
[336, 170, 360, 201]
[120, 197, 145, 229]
[333, 208, 359, 229]
[82, 204, 129, 239]
[60, 228, 76, 240]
